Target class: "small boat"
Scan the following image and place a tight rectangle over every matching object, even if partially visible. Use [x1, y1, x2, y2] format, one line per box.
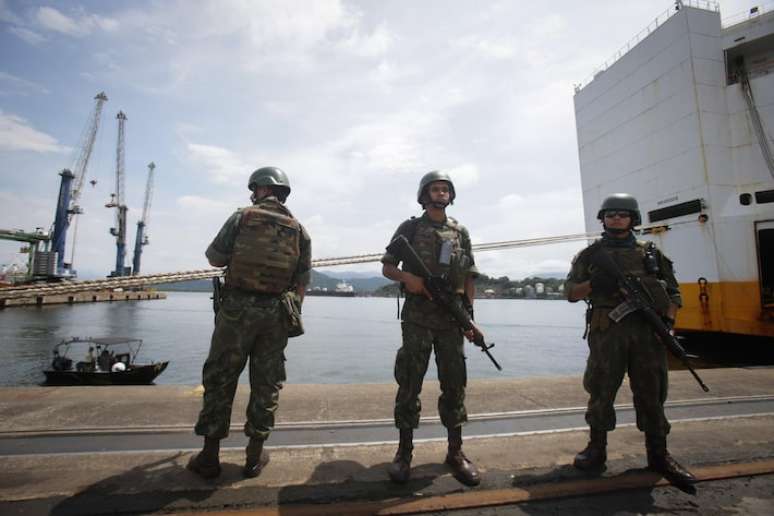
[43, 336, 168, 386]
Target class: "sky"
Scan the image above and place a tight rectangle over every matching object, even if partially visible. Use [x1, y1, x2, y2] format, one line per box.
[0, 0, 763, 280]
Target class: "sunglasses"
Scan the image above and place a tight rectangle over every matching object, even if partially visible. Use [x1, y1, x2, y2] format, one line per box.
[604, 210, 632, 219]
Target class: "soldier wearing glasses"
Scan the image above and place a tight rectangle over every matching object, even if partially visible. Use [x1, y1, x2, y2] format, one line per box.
[564, 193, 696, 489]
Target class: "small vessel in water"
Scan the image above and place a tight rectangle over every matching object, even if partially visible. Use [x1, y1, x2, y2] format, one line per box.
[44, 336, 168, 386]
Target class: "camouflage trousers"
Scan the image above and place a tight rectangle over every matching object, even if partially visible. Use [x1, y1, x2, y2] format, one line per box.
[394, 321, 468, 429]
[584, 312, 670, 436]
[194, 291, 288, 441]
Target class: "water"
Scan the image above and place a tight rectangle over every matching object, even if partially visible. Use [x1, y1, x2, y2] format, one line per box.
[0, 293, 588, 386]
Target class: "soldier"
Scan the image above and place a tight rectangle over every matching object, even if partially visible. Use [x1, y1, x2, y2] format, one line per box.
[381, 170, 481, 487]
[565, 193, 696, 489]
[187, 166, 311, 480]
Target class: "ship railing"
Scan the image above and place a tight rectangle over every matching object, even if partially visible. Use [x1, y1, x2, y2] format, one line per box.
[722, 1, 774, 27]
[575, 1, 720, 94]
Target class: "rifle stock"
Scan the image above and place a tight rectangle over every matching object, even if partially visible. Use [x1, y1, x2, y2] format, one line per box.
[386, 235, 502, 371]
[593, 249, 709, 392]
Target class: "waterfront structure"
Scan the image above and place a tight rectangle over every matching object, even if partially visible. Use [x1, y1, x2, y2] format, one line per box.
[132, 162, 157, 276]
[574, 2, 774, 338]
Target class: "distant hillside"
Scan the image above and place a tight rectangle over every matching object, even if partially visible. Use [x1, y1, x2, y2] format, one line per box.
[157, 269, 389, 293]
[157, 279, 212, 292]
[374, 274, 566, 299]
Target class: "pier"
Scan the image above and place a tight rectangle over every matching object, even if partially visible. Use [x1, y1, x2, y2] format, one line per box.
[2, 368, 774, 514]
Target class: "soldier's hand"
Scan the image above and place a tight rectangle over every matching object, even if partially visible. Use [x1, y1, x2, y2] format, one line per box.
[463, 328, 475, 341]
[403, 273, 432, 300]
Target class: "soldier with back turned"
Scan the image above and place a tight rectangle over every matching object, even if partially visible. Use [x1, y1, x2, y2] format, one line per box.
[187, 166, 311, 480]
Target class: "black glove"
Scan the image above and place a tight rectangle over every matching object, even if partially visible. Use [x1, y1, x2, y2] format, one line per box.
[661, 316, 675, 332]
[590, 268, 618, 294]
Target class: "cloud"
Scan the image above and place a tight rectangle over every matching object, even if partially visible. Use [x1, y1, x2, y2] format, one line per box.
[176, 195, 231, 213]
[7, 26, 46, 45]
[0, 0, 21, 24]
[447, 163, 480, 188]
[35, 6, 118, 37]
[338, 24, 395, 57]
[0, 72, 50, 96]
[186, 143, 251, 184]
[456, 36, 518, 60]
[0, 111, 69, 153]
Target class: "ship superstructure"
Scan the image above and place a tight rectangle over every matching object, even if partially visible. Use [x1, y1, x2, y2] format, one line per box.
[574, 1, 774, 338]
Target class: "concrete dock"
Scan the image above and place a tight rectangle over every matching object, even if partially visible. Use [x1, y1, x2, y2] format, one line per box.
[2, 367, 774, 514]
[0, 289, 166, 308]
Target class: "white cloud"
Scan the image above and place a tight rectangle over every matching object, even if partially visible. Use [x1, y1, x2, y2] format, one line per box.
[0, 111, 69, 153]
[0, 72, 49, 96]
[447, 163, 480, 189]
[8, 26, 46, 45]
[531, 14, 569, 39]
[35, 6, 118, 37]
[455, 35, 517, 60]
[0, 0, 21, 24]
[186, 143, 251, 184]
[176, 195, 231, 213]
[339, 24, 395, 57]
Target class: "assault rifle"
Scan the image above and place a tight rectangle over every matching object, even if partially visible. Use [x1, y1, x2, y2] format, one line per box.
[593, 249, 709, 392]
[386, 235, 502, 371]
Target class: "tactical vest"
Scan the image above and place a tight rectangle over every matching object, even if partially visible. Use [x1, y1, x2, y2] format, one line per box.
[408, 216, 468, 294]
[226, 200, 301, 294]
[590, 241, 672, 316]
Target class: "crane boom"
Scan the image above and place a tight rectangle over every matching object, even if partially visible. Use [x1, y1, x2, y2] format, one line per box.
[107, 111, 128, 277]
[70, 92, 108, 207]
[141, 162, 155, 227]
[132, 162, 156, 275]
[49, 92, 108, 277]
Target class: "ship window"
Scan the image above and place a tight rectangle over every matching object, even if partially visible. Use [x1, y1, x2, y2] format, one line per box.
[648, 199, 704, 223]
[755, 189, 774, 204]
[740, 193, 752, 206]
[757, 223, 774, 308]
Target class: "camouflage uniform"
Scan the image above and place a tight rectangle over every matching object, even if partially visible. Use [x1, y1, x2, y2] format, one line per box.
[194, 197, 311, 441]
[565, 233, 681, 436]
[381, 213, 478, 430]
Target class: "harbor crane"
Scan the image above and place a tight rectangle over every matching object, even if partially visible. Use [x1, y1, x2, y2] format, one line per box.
[49, 92, 108, 277]
[106, 111, 129, 277]
[131, 162, 156, 275]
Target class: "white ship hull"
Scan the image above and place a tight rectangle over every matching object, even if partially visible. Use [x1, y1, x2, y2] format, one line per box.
[574, 4, 774, 338]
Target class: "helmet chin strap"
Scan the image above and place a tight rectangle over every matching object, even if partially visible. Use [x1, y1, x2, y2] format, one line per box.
[603, 224, 631, 235]
[430, 200, 449, 209]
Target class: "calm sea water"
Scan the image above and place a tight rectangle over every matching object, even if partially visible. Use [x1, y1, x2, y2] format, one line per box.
[0, 293, 588, 386]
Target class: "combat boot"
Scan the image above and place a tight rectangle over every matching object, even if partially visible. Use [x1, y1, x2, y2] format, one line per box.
[187, 437, 221, 479]
[445, 426, 480, 486]
[646, 434, 696, 490]
[243, 437, 270, 478]
[388, 428, 413, 484]
[573, 428, 607, 472]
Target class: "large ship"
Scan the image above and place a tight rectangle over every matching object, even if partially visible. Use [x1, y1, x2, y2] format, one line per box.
[573, 1, 774, 339]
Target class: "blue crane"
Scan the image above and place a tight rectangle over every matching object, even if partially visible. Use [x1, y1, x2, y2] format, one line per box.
[106, 111, 129, 277]
[50, 92, 108, 277]
[132, 162, 156, 275]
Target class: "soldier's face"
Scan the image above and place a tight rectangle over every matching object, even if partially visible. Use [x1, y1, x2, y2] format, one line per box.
[604, 211, 632, 231]
[428, 182, 450, 205]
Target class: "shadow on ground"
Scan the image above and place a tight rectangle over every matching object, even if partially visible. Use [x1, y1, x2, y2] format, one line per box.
[48, 453, 234, 516]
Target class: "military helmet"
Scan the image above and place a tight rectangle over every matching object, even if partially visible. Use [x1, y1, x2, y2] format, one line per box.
[597, 193, 641, 225]
[248, 166, 291, 200]
[417, 170, 456, 205]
